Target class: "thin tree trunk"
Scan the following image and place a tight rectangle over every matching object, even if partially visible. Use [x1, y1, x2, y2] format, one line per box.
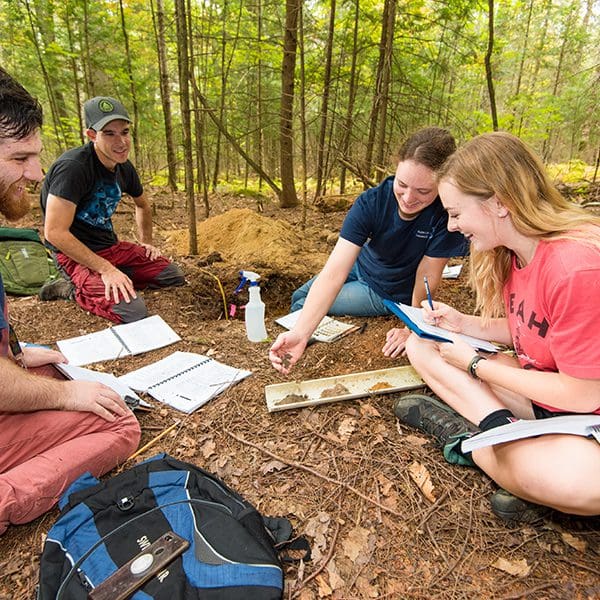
[339, 0, 360, 194]
[374, 0, 395, 172]
[151, 0, 178, 192]
[298, 0, 308, 228]
[174, 0, 198, 254]
[364, 0, 394, 178]
[484, 0, 498, 131]
[24, 0, 65, 150]
[118, 0, 142, 167]
[314, 0, 336, 202]
[187, 0, 210, 218]
[64, 0, 84, 145]
[279, 0, 300, 207]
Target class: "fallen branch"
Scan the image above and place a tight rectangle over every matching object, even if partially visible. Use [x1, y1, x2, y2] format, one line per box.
[129, 420, 181, 461]
[225, 430, 404, 519]
[291, 516, 341, 598]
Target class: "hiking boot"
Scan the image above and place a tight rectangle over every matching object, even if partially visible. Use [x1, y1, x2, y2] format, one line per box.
[39, 278, 74, 301]
[491, 488, 551, 524]
[393, 393, 476, 448]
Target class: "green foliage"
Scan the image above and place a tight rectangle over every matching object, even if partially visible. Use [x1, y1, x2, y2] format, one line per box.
[0, 0, 598, 185]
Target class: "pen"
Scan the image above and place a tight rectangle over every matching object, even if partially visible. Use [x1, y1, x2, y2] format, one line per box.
[424, 276, 434, 311]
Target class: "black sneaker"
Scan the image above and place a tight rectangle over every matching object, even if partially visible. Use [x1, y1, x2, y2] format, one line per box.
[39, 278, 74, 301]
[491, 488, 551, 524]
[393, 393, 476, 447]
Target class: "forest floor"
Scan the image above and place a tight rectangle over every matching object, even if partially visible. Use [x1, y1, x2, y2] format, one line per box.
[1, 185, 599, 600]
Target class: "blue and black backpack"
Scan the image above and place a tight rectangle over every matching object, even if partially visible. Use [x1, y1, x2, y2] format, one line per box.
[38, 454, 293, 599]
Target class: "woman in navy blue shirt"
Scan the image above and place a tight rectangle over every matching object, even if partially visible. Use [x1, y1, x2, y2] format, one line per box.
[270, 127, 467, 374]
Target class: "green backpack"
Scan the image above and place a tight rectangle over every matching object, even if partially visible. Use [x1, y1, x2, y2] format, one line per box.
[0, 227, 60, 295]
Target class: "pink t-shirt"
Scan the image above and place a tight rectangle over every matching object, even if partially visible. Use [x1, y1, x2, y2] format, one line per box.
[503, 238, 600, 414]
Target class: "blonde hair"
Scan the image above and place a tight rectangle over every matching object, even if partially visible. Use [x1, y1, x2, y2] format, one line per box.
[438, 132, 600, 319]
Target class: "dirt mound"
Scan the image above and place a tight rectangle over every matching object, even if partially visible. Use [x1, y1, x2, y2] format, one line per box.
[163, 208, 328, 277]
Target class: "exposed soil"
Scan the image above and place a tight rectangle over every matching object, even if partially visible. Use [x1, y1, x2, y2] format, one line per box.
[0, 189, 598, 599]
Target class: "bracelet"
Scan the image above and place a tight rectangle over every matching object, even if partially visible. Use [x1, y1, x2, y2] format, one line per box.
[467, 355, 487, 380]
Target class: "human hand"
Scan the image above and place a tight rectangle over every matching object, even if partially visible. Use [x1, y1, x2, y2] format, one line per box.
[101, 267, 137, 304]
[421, 300, 464, 332]
[62, 380, 129, 421]
[22, 346, 66, 368]
[381, 327, 410, 358]
[438, 334, 478, 372]
[140, 243, 162, 261]
[269, 331, 309, 375]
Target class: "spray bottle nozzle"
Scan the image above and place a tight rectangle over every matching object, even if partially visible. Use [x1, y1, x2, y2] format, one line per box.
[234, 270, 261, 294]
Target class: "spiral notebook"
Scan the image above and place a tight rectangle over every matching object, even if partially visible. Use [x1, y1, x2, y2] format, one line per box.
[117, 351, 252, 414]
[57, 315, 181, 366]
[275, 309, 358, 343]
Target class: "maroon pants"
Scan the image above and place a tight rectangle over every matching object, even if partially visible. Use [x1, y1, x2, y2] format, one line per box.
[56, 241, 180, 323]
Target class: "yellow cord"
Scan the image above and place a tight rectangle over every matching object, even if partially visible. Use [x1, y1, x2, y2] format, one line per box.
[199, 268, 229, 320]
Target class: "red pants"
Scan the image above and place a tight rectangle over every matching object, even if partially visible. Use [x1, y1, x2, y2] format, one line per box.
[55, 241, 183, 323]
[0, 406, 140, 534]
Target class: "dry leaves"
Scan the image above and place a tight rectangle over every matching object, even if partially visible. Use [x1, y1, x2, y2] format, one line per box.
[304, 512, 331, 562]
[408, 461, 437, 503]
[492, 557, 531, 577]
[561, 532, 587, 552]
[338, 417, 357, 441]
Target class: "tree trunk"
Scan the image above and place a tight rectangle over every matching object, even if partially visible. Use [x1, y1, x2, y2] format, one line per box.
[151, 0, 178, 192]
[174, 0, 198, 254]
[298, 0, 308, 228]
[364, 0, 394, 179]
[187, 0, 210, 218]
[484, 0, 499, 131]
[118, 0, 142, 169]
[279, 0, 300, 208]
[339, 0, 360, 194]
[314, 0, 336, 201]
[374, 0, 396, 172]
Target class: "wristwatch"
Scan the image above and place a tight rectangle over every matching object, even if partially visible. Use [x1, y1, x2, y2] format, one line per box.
[468, 355, 487, 380]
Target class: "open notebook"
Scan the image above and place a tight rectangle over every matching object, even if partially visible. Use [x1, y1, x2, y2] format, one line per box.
[118, 351, 251, 414]
[275, 310, 358, 343]
[57, 315, 181, 366]
[383, 300, 499, 353]
[462, 414, 600, 453]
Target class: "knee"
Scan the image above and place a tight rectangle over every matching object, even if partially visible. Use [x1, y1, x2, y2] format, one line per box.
[113, 295, 148, 323]
[405, 332, 428, 366]
[154, 263, 185, 287]
[115, 411, 142, 456]
[291, 287, 307, 311]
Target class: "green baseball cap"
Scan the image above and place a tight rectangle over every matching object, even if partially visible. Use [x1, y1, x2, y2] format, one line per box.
[84, 96, 131, 131]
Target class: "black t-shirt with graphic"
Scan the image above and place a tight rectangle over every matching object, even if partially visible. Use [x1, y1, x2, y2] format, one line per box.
[40, 142, 143, 252]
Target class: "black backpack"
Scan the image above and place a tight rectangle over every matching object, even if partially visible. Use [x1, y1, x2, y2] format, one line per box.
[38, 454, 289, 599]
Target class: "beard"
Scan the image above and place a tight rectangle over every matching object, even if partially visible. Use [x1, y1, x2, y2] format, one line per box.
[0, 181, 32, 221]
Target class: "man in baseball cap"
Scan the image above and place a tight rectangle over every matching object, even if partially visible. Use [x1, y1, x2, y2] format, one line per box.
[84, 96, 131, 131]
[40, 95, 184, 323]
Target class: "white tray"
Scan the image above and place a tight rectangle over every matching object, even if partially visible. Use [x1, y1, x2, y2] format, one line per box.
[265, 366, 424, 412]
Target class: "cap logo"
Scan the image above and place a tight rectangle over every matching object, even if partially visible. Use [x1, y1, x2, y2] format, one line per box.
[98, 99, 114, 113]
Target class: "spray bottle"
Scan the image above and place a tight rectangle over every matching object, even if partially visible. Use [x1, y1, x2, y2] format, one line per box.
[235, 270, 268, 342]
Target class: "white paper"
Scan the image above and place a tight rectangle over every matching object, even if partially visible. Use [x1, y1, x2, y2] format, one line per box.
[462, 414, 600, 452]
[57, 329, 130, 366]
[118, 351, 252, 414]
[396, 303, 499, 353]
[112, 315, 181, 356]
[57, 315, 180, 366]
[54, 363, 149, 407]
[275, 310, 356, 343]
[442, 264, 463, 279]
